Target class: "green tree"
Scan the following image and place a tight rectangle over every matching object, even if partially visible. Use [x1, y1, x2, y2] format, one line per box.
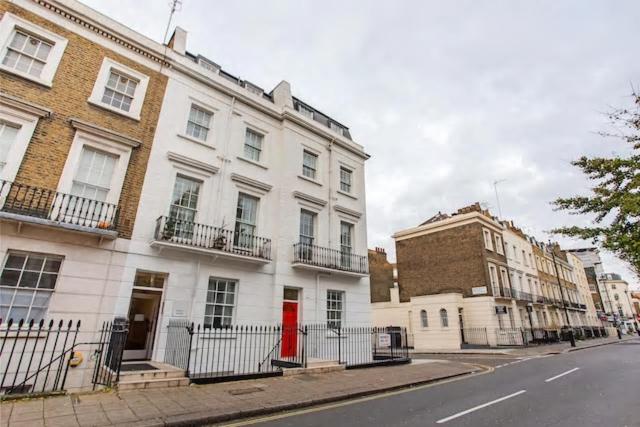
[552, 90, 640, 276]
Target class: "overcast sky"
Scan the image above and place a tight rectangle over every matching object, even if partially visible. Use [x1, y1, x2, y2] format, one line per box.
[84, 0, 639, 288]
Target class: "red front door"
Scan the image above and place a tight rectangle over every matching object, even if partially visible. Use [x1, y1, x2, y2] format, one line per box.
[281, 301, 298, 358]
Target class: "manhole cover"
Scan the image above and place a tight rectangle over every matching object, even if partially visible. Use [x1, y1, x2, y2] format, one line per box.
[228, 386, 265, 395]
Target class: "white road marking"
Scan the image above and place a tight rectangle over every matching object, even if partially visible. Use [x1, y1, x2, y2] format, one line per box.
[435, 390, 527, 424]
[545, 367, 580, 383]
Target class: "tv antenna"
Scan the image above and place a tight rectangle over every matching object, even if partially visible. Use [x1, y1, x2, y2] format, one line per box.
[493, 179, 507, 218]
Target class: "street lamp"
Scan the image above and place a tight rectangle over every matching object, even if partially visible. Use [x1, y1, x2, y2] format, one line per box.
[548, 240, 576, 347]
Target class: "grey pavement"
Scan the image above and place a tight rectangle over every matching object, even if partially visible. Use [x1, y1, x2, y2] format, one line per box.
[246, 338, 640, 427]
[0, 360, 477, 427]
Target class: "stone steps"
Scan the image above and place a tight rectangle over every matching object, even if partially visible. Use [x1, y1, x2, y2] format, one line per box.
[117, 362, 189, 390]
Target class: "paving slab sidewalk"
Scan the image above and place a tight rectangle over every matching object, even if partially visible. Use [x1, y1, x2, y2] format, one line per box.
[0, 360, 479, 427]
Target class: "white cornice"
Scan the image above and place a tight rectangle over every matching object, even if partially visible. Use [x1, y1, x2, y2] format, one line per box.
[230, 173, 272, 192]
[293, 191, 327, 207]
[69, 118, 141, 148]
[0, 92, 52, 118]
[334, 205, 362, 219]
[167, 151, 219, 175]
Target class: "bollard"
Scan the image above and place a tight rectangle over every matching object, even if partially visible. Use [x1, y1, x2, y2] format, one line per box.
[617, 328, 622, 340]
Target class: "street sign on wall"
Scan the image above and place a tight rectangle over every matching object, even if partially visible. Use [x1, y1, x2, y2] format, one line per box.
[472, 286, 488, 295]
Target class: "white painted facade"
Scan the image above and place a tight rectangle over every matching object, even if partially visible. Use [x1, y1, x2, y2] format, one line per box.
[0, 0, 371, 390]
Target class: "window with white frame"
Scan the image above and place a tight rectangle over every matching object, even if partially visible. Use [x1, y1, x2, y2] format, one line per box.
[488, 264, 499, 295]
[234, 193, 259, 247]
[302, 150, 318, 180]
[186, 104, 212, 141]
[70, 146, 117, 201]
[243, 129, 263, 162]
[204, 278, 236, 328]
[0, 121, 20, 172]
[420, 309, 428, 327]
[500, 268, 510, 294]
[169, 175, 200, 239]
[88, 58, 149, 120]
[483, 229, 493, 251]
[522, 250, 528, 266]
[0, 13, 68, 86]
[0, 251, 62, 321]
[339, 166, 352, 193]
[495, 235, 504, 255]
[327, 290, 344, 328]
[2, 30, 52, 79]
[340, 221, 354, 268]
[299, 210, 315, 246]
[299, 210, 315, 261]
[439, 308, 448, 327]
[101, 70, 138, 112]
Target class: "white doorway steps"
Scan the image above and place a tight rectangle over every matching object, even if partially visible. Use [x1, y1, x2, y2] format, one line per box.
[117, 361, 189, 390]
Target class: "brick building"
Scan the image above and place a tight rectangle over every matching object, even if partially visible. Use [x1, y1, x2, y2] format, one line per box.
[371, 203, 602, 351]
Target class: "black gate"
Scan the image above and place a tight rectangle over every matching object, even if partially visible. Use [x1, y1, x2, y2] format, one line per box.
[91, 318, 128, 389]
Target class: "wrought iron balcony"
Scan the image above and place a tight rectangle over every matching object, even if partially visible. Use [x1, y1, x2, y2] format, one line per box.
[153, 215, 271, 261]
[0, 180, 118, 235]
[493, 286, 513, 298]
[292, 242, 368, 275]
[513, 290, 534, 302]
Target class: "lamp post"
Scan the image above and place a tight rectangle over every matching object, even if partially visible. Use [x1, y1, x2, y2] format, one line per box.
[548, 241, 576, 347]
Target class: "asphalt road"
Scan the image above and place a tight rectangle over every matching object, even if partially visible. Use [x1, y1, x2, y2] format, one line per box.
[232, 339, 640, 427]
[412, 353, 525, 368]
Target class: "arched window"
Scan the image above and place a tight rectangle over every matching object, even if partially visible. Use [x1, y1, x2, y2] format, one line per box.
[420, 310, 428, 327]
[440, 308, 448, 327]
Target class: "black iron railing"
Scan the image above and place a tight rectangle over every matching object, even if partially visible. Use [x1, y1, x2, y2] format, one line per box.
[163, 321, 409, 383]
[293, 243, 368, 274]
[154, 216, 271, 260]
[0, 319, 80, 397]
[0, 318, 128, 398]
[513, 290, 534, 302]
[0, 180, 119, 231]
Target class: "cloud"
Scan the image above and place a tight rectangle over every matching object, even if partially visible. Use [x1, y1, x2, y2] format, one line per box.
[83, 0, 640, 288]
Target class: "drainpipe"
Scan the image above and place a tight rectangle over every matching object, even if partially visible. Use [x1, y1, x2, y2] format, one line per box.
[214, 96, 237, 227]
[327, 138, 335, 248]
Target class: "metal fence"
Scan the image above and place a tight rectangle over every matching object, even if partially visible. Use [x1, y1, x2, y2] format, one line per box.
[0, 318, 128, 398]
[494, 326, 608, 347]
[0, 319, 80, 396]
[164, 321, 409, 383]
[461, 327, 489, 348]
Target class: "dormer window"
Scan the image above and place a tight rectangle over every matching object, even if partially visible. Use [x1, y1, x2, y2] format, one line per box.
[298, 104, 314, 120]
[330, 122, 344, 135]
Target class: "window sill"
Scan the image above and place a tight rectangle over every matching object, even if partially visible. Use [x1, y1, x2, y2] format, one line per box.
[0, 66, 53, 88]
[87, 99, 140, 121]
[237, 156, 267, 170]
[297, 174, 322, 186]
[337, 190, 357, 200]
[177, 133, 216, 149]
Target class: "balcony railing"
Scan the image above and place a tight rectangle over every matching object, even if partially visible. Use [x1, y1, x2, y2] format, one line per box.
[493, 286, 513, 298]
[0, 180, 118, 231]
[292, 242, 368, 275]
[154, 215, 271, 260]
[513, 290, 534, 302]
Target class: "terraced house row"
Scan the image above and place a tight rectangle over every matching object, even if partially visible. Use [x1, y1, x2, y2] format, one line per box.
[0, 0, 375, 392]
[370, 203, 612, 351]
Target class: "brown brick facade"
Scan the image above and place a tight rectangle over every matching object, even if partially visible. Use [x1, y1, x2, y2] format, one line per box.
[0, 3, 167, 239]
[368, 248, 394, 303]
[395, 221, 509, 303]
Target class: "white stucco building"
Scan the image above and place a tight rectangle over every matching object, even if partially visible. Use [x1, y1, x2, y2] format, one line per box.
[0, 0, 371, 391]
[117, 28, 372, 362]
